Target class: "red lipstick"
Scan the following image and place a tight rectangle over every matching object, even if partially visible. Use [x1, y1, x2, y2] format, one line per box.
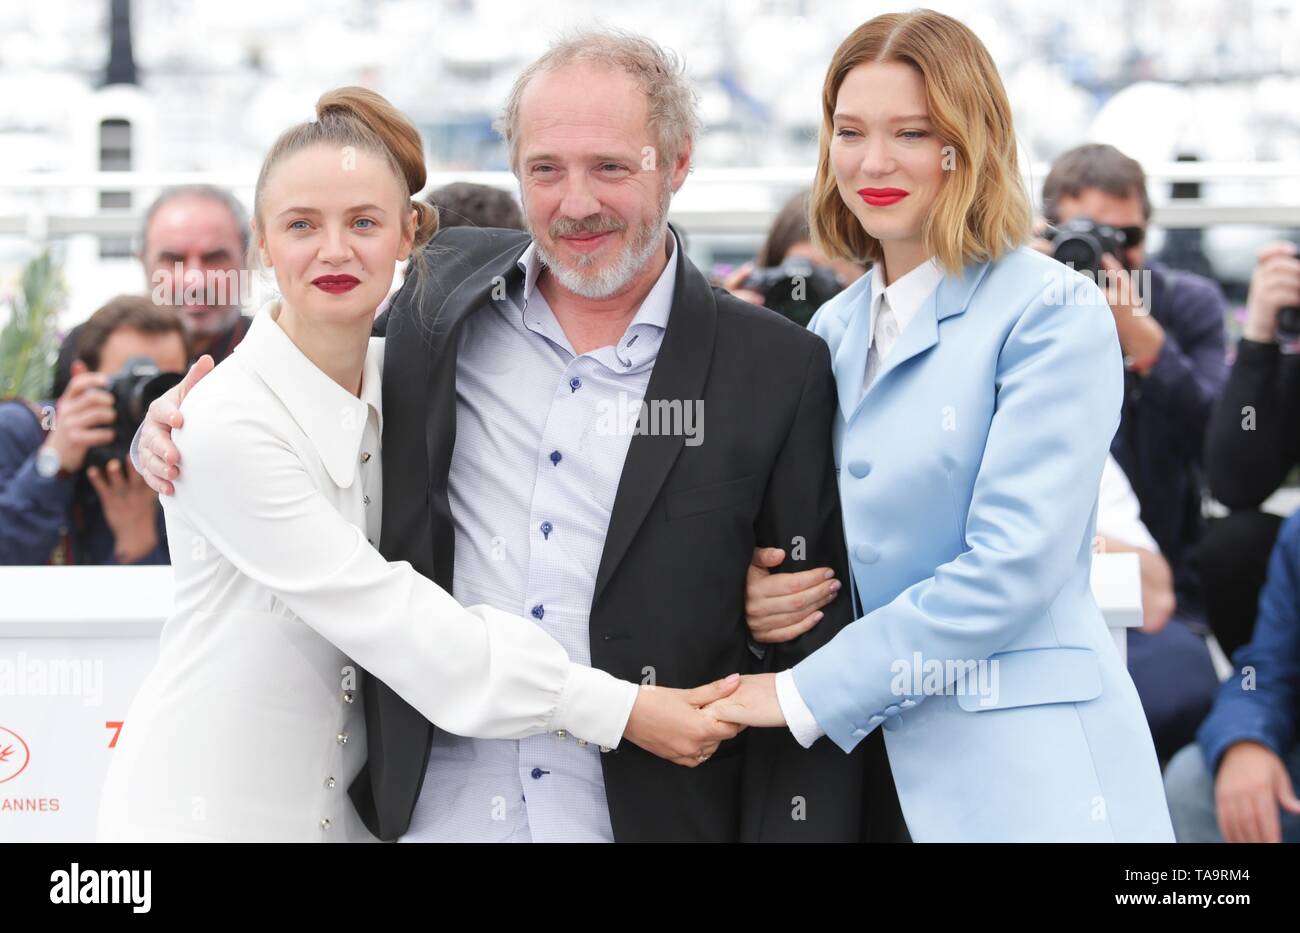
[858, 187, 909, 207]
[312, 274, 360, 294]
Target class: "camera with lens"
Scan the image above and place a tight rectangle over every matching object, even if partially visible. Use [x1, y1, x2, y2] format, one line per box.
[741, 257, 845, 326]
[1049, 217, 1141, 278]
[84, 356, 184, 471]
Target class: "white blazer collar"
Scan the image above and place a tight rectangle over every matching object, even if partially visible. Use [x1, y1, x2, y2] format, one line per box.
[234, 299, 384, 489]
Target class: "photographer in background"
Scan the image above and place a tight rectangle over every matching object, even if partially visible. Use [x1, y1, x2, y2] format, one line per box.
[1037, 143, 1229, 760]
[723, 189, 863, 324]
[1201, 242, 1300, 656]
[0, 296, 187, 565]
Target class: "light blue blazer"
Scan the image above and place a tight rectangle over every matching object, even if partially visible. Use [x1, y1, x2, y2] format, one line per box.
[798, 246, 1175, 842]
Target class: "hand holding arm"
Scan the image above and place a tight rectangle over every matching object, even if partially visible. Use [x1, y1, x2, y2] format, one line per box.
[131, 354, 214, 495]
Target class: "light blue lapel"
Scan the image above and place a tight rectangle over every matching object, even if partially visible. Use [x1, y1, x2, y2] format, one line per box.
[830, 273, 876, 424]
[838, 258, 994, 426]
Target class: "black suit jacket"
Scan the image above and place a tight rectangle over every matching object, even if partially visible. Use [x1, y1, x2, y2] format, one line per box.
[352, 225, 895, 841]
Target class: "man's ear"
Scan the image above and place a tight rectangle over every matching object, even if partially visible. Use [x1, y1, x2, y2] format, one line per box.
[670, 140, 693, 194]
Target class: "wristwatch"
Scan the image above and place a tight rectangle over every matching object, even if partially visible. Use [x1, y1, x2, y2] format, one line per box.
[35, 443, 66, 480]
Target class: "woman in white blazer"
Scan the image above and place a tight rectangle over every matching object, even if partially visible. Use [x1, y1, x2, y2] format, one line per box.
[98, 88, 740, 842]
[711, 12, 1174, 841]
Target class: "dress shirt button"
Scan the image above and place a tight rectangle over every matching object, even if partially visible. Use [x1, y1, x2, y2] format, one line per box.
[325, 776, 336, 789]
[320, 818, 331, 830]
[899, 698, 917, 709]
[342, 692, 354, 704]
[336, 732, 349, 746]
[549, 450, 562, 466]
[848, 460, 871, 478]
[530, 767, 547, 780]
[555, 729, 567, 740]
[576, 738, 588, 747]
[599, 746, 611, 753]
[531, 604, 545, 620]
[851, 728, 868, 739]
[854, 543, 880, 564]
[363, 495, 371, 506]
[867, 714, 885, 727]
[883, 704, 900, 716]
[360, 451, 372, 463]
[540, 520, 553, 540]
[569, 377, 582, 392]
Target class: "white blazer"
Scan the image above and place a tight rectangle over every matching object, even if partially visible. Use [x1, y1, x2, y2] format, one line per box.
[97, 301, 637, 842]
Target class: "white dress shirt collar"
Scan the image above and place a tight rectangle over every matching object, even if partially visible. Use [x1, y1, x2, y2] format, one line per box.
[868, 256, 945, 340]
[234, 299, 384, 489]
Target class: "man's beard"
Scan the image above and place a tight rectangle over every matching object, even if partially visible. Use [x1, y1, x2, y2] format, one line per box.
[531, 181, 672, 300]
[174, 303, 241, 339]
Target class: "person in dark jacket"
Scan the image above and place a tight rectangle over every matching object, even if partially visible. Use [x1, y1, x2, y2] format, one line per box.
[1164, 508, 1300, 843]
[1201, 241, 1300, 656]
[1, 296, 186, 565]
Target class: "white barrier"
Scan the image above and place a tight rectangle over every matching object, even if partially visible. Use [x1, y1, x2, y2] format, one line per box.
[0, 566, 169, 843]
[0, 555, 1143, 842]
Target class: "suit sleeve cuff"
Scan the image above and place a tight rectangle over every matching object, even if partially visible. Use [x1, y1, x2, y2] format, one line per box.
[1200, 728, 1288, 775]
[776, 668, 825, 748]
[552, 662, 639, 750]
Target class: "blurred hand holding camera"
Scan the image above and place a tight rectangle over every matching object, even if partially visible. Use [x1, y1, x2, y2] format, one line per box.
[40, 360, 116, 474]
[85, 457, 160, 564]
[1244, 241, 1300, 343]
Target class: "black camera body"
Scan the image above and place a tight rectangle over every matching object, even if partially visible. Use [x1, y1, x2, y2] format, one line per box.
[1050, 217, 1138, 278]
[741, 258, 844, 326]
[84, 356, 183, 471]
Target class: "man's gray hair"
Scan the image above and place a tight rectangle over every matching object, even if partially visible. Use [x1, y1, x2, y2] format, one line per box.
[496, 29, 701, 174]
[137, 184, 251, 260]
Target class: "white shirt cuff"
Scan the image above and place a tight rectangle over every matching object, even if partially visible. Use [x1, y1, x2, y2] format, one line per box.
[776, 668, 825, 748]
[551, 663, 639, 750]
[129, 421, 145, 474]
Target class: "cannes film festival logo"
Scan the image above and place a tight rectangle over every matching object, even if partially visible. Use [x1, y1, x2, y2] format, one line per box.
[0, 725, 31, 784]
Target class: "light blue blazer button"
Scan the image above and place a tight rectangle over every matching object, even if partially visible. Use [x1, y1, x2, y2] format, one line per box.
[854, 543, 880, 564]
[867, 714, 886, 727]
[883, 705, 900, 716]
[847, 460, 871, 478]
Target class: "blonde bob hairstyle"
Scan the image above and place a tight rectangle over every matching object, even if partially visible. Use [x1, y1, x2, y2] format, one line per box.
[810, 10, 1032, 274]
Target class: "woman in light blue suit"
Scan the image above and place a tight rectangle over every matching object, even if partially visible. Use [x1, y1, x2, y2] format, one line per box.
[709, 10, 1174, 841]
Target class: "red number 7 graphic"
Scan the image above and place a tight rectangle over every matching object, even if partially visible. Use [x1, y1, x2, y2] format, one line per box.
[106, 721, 124, 748]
